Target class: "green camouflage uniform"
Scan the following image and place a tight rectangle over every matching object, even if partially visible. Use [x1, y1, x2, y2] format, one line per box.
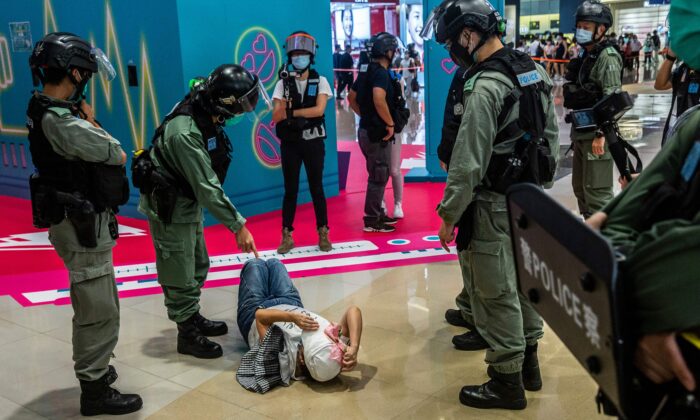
[602, 107, 700, 334]
[438, 60, 559, 374]
[571, 45, 622, 216]
[42, 95, 125, 381]
[138, 115, 246, 323]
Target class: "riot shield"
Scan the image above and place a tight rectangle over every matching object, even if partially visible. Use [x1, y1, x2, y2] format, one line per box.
[506, 184, 638, 418]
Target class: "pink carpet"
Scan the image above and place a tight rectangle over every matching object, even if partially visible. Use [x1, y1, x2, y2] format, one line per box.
[0, 141, 455, 306]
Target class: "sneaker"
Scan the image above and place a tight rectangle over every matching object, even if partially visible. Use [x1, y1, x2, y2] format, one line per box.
[363, 222, 396, 233]
[393, 202, 404, 219]
[380, 214, 399, 225]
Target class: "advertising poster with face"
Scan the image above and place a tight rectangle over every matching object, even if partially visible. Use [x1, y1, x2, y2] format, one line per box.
[404, 3, 424, 59]
[334, 7, 371, 49]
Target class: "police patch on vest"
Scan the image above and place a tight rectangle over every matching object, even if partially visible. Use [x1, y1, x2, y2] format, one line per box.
[308, 84, 318, 97]
[360, 64, 368, 72]
[689, 82, 699, 94]
[453, 103, 464, 116]
[207, 137, 217, 151]
[516, 70, 542, 87]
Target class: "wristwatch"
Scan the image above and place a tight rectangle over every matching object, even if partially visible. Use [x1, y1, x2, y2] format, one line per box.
[594, 129, 604, 138]
[667, 55, 677, 62]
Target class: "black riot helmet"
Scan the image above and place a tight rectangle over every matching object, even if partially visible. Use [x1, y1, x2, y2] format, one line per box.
[433, 0, 505, 44]
[367, 32, 399, 59]
[29, 32, 115, 102]
[575, 0, 613, 28]
[194, 64, 272, 120]
[420, 0, 458, 41]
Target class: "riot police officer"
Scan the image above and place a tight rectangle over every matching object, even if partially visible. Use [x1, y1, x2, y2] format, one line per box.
[272, 31, 333, 255]
[137, 64, 266, 359]
[27, 32, 142, 416]
[585, 2, 700, 415]
[564, 0, 622, 218]
[348, 32, 402, 233]
[422, 1, 479, 345]
[430, 0, 559, 409]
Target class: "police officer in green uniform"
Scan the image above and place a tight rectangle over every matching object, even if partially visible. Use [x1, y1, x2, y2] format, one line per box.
[440, 67, 482, 346]
[586, 0, 700, 406]
[564, 0, 622, 218]
[430, 0, 559, 409]
[27, 32, 142, 416]
[421, 5, 479, 342]
[138, 64, 268, 359]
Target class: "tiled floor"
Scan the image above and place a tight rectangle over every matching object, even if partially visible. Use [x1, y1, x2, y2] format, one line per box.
[0, 68, 670, 419]
[0, 263, 607, 420]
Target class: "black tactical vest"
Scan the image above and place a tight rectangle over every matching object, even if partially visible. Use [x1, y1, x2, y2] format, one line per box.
[26, 93, 129, 213]
[275, 69, 326, 142]
[152, 95, 232, 200]
[563, 41, 621, 110]
[437, 68, 470, 168]
[471, 48, 555, 190]
[454, 48, 555, 251]
[674, 64, 700, 117]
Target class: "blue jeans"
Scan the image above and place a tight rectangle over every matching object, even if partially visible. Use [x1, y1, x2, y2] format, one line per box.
[237, 258, 303, 346]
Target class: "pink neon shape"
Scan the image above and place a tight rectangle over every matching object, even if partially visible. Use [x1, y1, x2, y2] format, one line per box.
[441, 58, 458, 75]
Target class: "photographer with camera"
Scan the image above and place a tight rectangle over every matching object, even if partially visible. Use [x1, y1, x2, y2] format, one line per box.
[563, 1, 622, 218]
[272, 31, 333, 254]
[26, 32, 141, 416]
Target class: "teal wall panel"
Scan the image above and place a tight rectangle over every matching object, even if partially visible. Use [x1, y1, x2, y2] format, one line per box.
[0, 0, 339, 226]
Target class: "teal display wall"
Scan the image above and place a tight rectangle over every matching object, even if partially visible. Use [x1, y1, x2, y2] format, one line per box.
[0, 0, 338, 224]
[406, 0, 505, 182]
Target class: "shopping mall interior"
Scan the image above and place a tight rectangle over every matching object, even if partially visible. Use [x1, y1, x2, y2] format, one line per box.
[0, 0, 695, 419]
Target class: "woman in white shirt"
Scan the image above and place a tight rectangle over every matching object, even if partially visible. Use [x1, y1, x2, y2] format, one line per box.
[272, 31, 333, 255]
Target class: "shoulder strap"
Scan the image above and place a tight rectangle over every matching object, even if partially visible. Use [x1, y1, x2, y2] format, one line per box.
[150, 97, 199, 200]
[476, 50, 547, 145]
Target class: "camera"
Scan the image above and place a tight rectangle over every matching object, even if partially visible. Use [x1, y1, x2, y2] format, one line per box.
[568, 90, 634, 131]
[278, 65, 299, 80]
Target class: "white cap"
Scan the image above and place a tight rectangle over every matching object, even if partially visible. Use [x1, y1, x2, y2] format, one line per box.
[301, 327, 342, 382]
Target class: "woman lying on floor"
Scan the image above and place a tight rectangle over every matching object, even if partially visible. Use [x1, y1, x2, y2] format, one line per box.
[236, 258, 363, 393]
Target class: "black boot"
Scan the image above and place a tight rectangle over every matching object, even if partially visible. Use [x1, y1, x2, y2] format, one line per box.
[486, 344, 542, 391]
[79, 372, 142, 416]
[452, 330, 490, 351]
[444, 309, 475, 330]
[459, 370, 527, 410]
[191, 312, 228, 337]
[177, 316, 223, 359]
[106, 365, 118, 385]
[523, 344, 542, 391]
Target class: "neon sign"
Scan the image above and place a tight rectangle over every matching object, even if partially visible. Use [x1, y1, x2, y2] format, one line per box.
[235, 27, 283, 169]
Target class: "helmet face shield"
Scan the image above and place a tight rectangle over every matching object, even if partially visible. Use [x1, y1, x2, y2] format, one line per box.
[286, 33, 317, 56]
[217, 78, 272, 122]
[91, 47, 116, 81]
[421, 8, 440, 40]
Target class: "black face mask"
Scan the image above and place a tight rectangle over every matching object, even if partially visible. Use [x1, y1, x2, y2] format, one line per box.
[449, 39, 474, 68]
[68, 70, 90, 103]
